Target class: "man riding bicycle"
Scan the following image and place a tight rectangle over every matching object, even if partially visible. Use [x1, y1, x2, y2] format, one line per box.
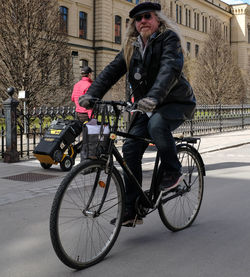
[79, 2, 196, 227]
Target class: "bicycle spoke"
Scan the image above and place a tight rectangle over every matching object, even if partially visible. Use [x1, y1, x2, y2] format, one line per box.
[50, 160, 124, 269]
[158, 148, 204, 231]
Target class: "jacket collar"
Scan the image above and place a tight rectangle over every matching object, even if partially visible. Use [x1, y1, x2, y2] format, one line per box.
[133, 31, 162, 60]
[81, 77, 93, 82]
[132, 31, 162, 47]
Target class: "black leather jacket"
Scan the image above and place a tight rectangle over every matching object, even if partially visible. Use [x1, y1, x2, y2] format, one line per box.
[86, 29, 196, 120]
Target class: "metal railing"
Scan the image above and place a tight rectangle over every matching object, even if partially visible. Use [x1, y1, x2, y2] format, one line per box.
[1, 104, 250, 160]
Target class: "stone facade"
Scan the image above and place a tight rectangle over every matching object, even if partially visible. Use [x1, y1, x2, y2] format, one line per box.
[58, 0, 250, 101]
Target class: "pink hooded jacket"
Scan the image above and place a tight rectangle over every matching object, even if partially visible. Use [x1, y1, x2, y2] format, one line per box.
[71, 77, 93, 117]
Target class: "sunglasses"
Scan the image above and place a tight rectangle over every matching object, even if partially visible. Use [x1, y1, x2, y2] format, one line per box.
[135, 13, 152, 22]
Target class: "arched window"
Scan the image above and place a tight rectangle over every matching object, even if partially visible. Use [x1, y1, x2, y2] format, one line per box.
[115, 15, 122, 44]
[60, 6, 68, 33]
[79, 12, 87, 39]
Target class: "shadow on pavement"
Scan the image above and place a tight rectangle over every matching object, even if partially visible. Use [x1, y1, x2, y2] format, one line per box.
[205, 162, 250, 171]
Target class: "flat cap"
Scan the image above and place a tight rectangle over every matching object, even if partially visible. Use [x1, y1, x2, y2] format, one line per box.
[81, 66, 93, 74]
[129, 2, 161, 18]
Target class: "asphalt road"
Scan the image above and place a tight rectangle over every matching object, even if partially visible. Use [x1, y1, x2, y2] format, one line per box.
[1, 144, 250, 277]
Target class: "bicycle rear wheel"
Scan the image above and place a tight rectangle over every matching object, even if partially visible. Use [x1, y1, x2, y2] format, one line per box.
[158, 146, 204, 231]
[50, 160, 125, 269]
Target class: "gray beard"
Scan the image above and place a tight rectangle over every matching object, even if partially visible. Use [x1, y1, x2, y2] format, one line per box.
[139, 30, 151, 40]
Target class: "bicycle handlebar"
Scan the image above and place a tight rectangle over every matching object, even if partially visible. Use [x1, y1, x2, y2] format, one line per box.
[90, 98, 143, 113]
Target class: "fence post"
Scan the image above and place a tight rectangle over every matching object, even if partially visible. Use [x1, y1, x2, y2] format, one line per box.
[190, 119, 194, 136]
[241, 103, 244, 129]
[219, 104, 222, 132]
[3, 87, 19, 162]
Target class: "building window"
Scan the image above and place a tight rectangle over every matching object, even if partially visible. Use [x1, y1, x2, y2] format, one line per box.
[194, 12, 200, 31]
[79, 12, 87, 39]
[170, 2, 173, 18]
[185, 9, 188, 26]
[176, 4, 182, 24]
[59, 57, 70, 86]
[187, 42, 191, 53]
[179, 6, 182, 24]
[189, 10, 191, 27]
[185, 9, 191, 27]
[202, 16, 207, 33]
[60, 6, 68, 33]
[176, 5, 179, 23]
[80, 59, 88, 69]
[248, 26, 250, 43]
[224, 25, 227, 40]
[115, 15, 122, 44]
[194, 12, 196, 30]
[195, 44, 199, 57]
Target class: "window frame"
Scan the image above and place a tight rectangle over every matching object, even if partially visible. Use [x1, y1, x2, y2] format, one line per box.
[59, 6, 68, 33]
[79, 11, 87, 39]
[115, 15, 122, 44]
[195, 44, 199, 57]
[186, 42, 191, 53]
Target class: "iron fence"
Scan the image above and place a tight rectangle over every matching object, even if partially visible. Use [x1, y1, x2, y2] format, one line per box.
[1, 104, 250, 160]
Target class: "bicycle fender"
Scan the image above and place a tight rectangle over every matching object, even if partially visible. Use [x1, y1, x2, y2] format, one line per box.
[176, 144, 206, 176]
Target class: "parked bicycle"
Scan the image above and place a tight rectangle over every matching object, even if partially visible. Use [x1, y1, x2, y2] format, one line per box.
[50, 100, 205, 270]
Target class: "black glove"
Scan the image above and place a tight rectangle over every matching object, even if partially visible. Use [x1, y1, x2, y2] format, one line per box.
[137, 97, 158, 113]
[78, 94, 95, 109]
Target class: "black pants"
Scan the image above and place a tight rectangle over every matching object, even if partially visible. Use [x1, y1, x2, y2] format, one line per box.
[122, 113, 184, 212]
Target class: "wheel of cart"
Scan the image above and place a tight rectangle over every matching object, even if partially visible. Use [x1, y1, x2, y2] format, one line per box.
[40, 162, 52, 169]
[60, 155, 73, 171]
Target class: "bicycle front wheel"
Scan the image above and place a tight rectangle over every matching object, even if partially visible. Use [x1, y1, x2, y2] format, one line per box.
[158, 146, 204, 231]
[50, 160, 125, 269]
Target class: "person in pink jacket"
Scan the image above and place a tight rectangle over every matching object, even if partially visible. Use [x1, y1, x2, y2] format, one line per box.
[71, 66, 93, 122]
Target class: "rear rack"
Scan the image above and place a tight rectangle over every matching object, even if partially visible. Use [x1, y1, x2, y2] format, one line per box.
[174, 136, 200, 144]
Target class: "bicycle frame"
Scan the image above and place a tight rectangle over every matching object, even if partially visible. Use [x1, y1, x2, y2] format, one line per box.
[99, 102, 170, 209]
[110, 133, 159, 208]
[95, 101, 204, 211]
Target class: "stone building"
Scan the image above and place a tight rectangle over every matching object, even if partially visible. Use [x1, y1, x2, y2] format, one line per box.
[58, 0, 250, 101]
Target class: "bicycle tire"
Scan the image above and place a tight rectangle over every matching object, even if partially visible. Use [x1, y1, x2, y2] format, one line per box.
[50, 159, 125, 269]
[158, 146, 204, 232]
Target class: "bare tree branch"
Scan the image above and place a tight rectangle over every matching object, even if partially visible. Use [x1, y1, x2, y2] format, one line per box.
[189, 20, 246, 104]
[0, 0, 73, 107]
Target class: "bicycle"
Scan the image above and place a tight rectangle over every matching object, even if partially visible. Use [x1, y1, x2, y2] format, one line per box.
[50, 100, 205, 270]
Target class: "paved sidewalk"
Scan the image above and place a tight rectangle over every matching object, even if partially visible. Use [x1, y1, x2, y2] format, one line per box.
[198, 128, 250, 153]
[0, 128, 249, 206]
